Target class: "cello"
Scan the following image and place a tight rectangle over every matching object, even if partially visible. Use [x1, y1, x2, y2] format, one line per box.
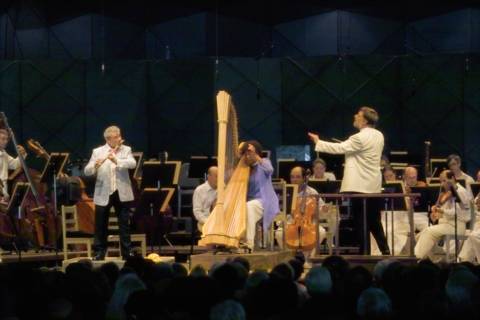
[285, 170, 318, 250]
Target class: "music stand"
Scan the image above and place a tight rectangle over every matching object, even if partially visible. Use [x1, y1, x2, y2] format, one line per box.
[410, 186, 440, 214]
[40, 152, 68, 256]
[40, 153, 69, 184]
[382, 182, 408, 211]
[470, 182, 480, 198]
[308, 180, 342, 203]
[131, 152, 143, 179]
[135, 187, 175, 254]
[140, 161, 181, 189]
[6, 182, 29, 259]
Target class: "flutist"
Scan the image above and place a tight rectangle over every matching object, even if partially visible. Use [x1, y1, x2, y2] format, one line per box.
[85, 126, 136, 260]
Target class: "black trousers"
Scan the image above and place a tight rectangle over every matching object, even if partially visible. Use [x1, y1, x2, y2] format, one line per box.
[349, 195, 390, 255]
[94, 191, 131, 257]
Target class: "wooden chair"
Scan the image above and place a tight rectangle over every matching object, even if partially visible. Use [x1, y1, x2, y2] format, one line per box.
[61, 205, 93, 260]
[268, 181, 288, 250]
[318, 203, 337, 256]
[106, 208, 147, 257]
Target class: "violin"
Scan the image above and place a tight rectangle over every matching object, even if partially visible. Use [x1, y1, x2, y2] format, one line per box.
[431, 178, 455, 223]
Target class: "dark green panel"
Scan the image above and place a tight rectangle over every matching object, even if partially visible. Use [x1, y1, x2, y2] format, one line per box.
[400, 55, 465, 162]
[148, 58, 214, 159]
[217, 58, 282, 155]
[21, 60, 85, 158]
[86, 61, 147, 158]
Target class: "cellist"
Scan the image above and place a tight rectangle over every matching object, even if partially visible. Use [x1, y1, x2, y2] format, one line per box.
[275, 166, 330, 250]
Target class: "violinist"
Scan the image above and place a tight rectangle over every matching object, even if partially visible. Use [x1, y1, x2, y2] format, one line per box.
[446, 154, 474, 201]
[84, 126, 136, 260]
[415, 170, 471, 260]
[0, 128, 27, 200]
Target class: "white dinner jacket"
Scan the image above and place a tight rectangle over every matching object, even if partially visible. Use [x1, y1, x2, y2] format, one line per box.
[315, 127, 384, 193]
[84, 144, 137, 206]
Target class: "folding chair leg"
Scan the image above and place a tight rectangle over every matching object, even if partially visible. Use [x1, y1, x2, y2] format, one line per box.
[87, 242, 92, 258]
[64, 243, 68, 260]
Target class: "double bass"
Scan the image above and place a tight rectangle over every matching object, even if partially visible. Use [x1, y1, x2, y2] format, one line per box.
[0, 113, 60, 249]
[285, 171, 318, 250]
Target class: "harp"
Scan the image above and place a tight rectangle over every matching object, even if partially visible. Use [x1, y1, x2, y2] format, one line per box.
[198, 91, 250, 248]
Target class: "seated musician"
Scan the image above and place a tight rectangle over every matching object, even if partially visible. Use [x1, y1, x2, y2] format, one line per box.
[240, 140, 279, 251]
[312, 158, 336, 181]
[275, 166, 330, 249]
[382, 165, 396, 183]
[373, 166, 429, 255]
[415, 170, 471, 260]
[403, 166, 429, 235]
[446, 154, 474, 201]
[403, 166, 427, 190]
[459, 194, 480, 262]
[192, 166, 217, 232]
[447, 154, 475, 184]
[0, 128, 27, 200]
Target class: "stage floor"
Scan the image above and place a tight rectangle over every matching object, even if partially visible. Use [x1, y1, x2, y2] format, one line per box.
[190, 249, 295, 271]
[0, 247, 418, 272]
[62, 256, 175, 272]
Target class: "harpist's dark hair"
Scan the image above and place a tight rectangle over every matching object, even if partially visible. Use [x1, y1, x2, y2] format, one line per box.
[240, 140, 263, 156]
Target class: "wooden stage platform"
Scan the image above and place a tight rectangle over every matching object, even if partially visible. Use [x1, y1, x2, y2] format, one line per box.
[190, 250, 295, 271]
[61, 256, 175, 272]
[0, 246, 418, 272]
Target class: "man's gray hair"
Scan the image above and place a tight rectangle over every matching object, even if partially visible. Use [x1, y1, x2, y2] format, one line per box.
[104, 125, 121, 139]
